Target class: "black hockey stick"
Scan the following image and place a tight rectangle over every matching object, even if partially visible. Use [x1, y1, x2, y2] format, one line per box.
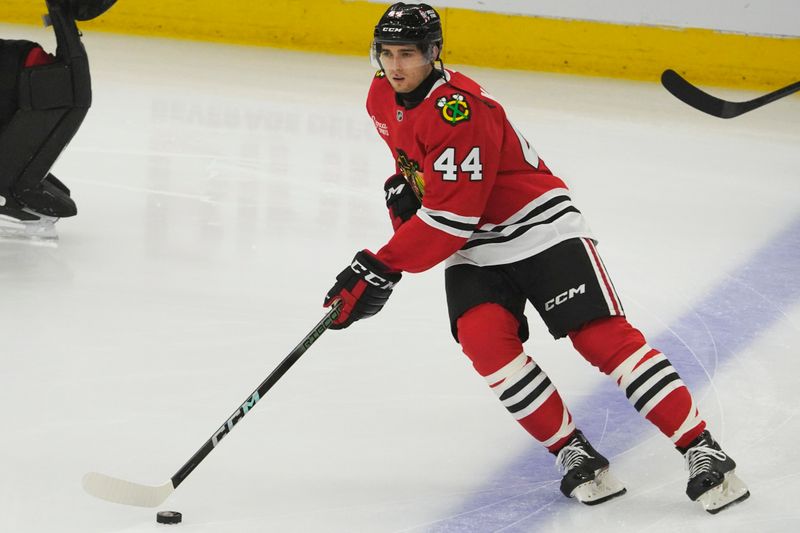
[82, 301, 343, 507]
[661, 69, 800, 118]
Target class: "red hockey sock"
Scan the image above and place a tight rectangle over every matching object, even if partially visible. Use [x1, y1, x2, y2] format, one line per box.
[569, 317, 705, 447]
[458, 304, 575, 451]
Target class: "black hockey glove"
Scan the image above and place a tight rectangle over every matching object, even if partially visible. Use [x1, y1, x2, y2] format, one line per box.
[324, 250, 402, 330]
[384, 174, 421, 231]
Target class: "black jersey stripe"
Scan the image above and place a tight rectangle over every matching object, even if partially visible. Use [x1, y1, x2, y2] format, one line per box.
[507, 376, 552, 414]
[633, 373, 681, 412]
[625, 359, 672, 399]
[427, 213, 478, 232]
[473, 195, 571, 234]
[499, 365, 542, 401]
[462, 206, 581, 250]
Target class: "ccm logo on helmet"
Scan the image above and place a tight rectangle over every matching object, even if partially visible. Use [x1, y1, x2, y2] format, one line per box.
[545, 284, 586, 311]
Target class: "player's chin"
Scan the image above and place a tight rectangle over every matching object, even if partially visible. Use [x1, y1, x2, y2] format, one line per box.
[389, 78, 407, 91]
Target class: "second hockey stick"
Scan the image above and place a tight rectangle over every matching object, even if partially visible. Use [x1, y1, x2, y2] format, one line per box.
[661, 69, 800, 118]
[82, 300, 343, 508]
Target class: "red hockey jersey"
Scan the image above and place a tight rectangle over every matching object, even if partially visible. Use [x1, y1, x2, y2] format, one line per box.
[367, 69, 593, 273]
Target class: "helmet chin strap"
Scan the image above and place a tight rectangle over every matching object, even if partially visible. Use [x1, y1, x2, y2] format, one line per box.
[429, 44, 445, 75]
[435, 57, 445, 76]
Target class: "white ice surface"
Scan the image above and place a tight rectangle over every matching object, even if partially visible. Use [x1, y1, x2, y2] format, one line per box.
[1, 24, 799, 533]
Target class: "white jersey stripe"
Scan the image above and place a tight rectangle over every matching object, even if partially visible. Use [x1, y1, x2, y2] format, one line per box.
[417, 210, 475, 238]
[445, 189, 595, 268]
[478, 188, 572, 229]
[420, 207, 481, 225]
[466, 200, 574, 243]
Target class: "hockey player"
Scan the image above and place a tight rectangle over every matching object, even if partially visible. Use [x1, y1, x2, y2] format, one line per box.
[0, 0, 116, 237]
[323, 2, 749, 513]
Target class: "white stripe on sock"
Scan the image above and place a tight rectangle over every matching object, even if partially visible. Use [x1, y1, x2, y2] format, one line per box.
[638, 379, 686, 418]
[627, 366, 678, 406]
[540, 407, 576, 448]
[484, 352, 527, 387]
[511, 385, 557, 420]
[609, 344, 652, 385]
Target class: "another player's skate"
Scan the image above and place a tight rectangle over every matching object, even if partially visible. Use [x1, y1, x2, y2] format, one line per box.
[554, 430, 626, 505]
[679, 430, 750, 514]
[0, 201, 59, 242]
[0, 174, 75, 242]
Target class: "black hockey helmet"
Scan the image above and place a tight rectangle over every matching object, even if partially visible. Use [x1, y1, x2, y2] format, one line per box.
[371, 3, 443, 67]
[49, 0, 118, 21]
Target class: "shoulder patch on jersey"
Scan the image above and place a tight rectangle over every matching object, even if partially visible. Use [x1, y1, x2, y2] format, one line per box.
[435, 93, 471, 127]
[375, 70, 385, 78]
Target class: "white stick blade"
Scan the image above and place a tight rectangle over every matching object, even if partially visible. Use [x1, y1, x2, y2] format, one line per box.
[82, 472, 174, 508]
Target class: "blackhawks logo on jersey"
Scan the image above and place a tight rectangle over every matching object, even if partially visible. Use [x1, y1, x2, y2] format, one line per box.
[436, 93, 470, 126]
[396, 148, 425, 200]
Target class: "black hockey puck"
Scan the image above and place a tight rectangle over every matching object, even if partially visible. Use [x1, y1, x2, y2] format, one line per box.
[156, 511, 182, 524]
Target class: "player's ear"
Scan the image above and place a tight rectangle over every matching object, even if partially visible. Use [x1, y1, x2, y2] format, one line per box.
[430, 44, 442, 63]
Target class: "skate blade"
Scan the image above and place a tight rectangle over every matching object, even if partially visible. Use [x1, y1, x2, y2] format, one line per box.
[698, 471, 750, 514]
[0, 214, 59, 244]
[573, 468, 627, 506]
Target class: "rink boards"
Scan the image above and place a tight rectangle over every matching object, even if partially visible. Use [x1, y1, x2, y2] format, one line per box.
[2, 0, 799, 90]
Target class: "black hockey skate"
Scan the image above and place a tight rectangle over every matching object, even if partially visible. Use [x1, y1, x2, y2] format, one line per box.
[554, 430, 626, 505]
[679, 430, 750, 514]
[13, 173, 77, 218]
[0, 174, 77, 241]
[0, 174, 75, 241]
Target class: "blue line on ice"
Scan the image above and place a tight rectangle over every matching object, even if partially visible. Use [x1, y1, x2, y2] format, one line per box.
[428, 215, 800, 532]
